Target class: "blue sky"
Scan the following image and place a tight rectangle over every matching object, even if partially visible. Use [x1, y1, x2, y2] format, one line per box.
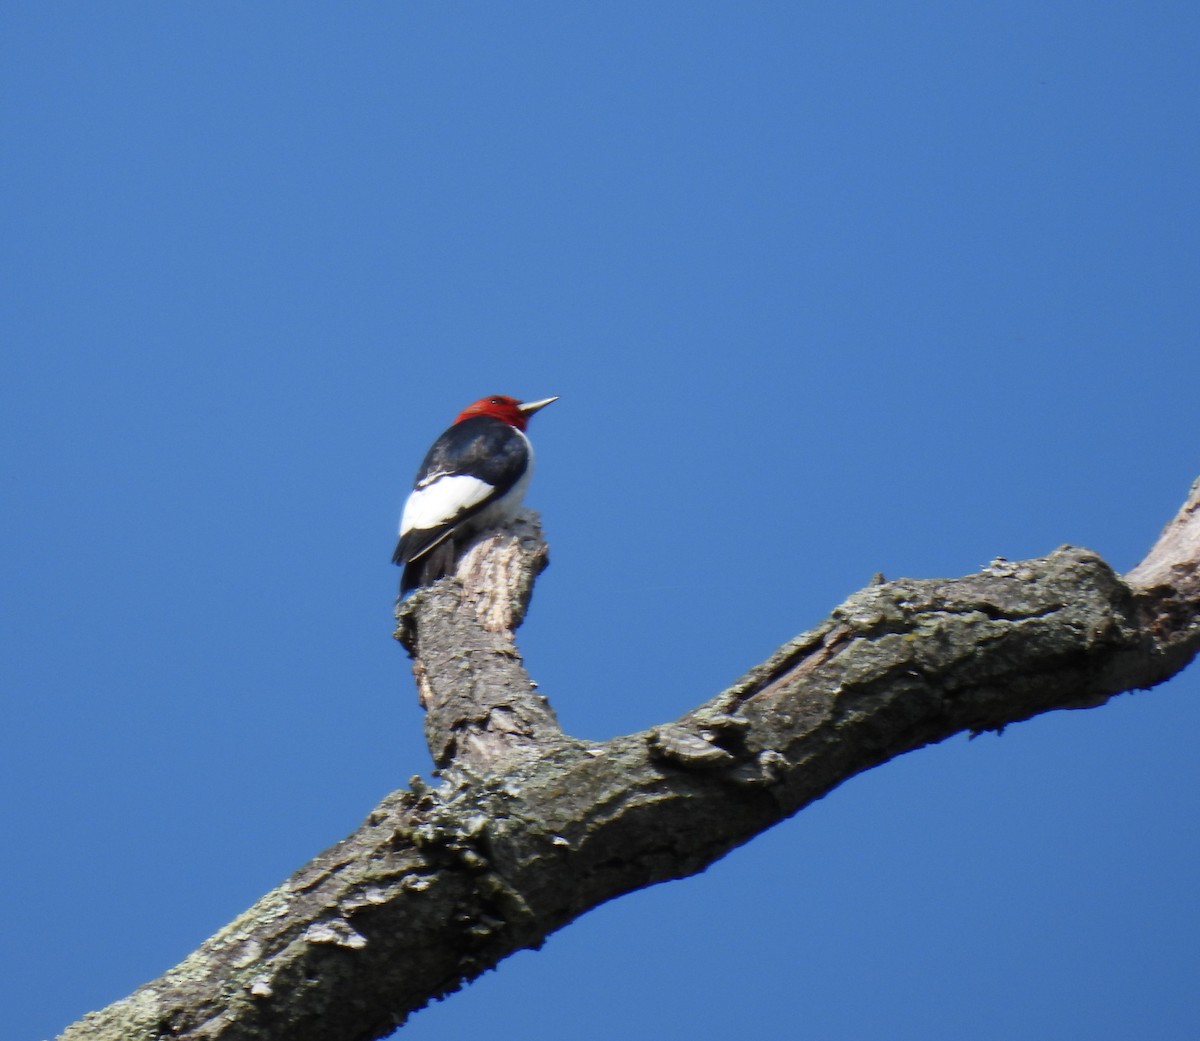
[4, 4, 1198, 1039]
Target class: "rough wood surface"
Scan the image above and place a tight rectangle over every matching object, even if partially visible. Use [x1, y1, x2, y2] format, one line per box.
[57, 490, 1200, 1041]
[393, 514, 574, 784]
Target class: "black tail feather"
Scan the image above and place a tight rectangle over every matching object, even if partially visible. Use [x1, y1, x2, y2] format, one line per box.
[400, 538, 458, 594]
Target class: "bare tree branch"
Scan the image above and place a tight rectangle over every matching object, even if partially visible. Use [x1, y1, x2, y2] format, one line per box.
[57, 483, 1200, 1041]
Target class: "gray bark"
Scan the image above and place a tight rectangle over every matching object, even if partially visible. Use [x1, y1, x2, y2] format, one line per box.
[57, 482, 1200, 1041]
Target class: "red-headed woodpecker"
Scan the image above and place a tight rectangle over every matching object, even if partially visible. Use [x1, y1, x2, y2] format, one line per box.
[393, 394, 558, 593]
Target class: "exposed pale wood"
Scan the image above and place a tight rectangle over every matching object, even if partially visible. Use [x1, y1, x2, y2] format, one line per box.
[1127, 476, 1200, 597]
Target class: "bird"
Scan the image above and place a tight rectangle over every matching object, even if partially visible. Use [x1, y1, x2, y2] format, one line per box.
[393, 394, 558, 594]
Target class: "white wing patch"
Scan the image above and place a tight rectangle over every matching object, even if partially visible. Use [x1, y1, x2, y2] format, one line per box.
[399, 474, 494, 535]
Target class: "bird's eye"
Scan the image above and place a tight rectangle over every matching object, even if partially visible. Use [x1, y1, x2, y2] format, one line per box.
[489, 396, 503, 404]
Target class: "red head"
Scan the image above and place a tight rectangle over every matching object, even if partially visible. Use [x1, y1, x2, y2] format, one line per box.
[454, 394, 558, 431]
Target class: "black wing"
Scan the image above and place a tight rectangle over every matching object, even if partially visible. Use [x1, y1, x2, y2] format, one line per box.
[392, 415, 529, 580]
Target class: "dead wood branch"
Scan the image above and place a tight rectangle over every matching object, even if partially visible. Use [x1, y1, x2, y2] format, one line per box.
[58, 483, 1200, 1041]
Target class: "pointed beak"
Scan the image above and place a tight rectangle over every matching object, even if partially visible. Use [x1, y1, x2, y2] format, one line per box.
[518, 396, 559, 415]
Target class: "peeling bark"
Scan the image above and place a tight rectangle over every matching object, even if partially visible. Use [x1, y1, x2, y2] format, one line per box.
[57, 484, 1200, 1041]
